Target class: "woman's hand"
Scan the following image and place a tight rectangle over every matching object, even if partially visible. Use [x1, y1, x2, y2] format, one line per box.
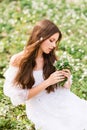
[62, 69, 72, 89]
[47, 70, 65, 86]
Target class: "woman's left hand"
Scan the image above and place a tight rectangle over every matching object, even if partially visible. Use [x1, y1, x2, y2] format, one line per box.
[62, 69, 72, 89]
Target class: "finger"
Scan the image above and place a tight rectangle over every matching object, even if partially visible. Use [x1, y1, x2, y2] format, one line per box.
[63, 69, 71, 73]
[55, 71, 64, 75]
[62, 70, 71, 76]
[55, 71, 64, 74]
[58, 78, 66, 82]
[62, 73, 71, 79]
[54, 72, 62, 77]
[56, 76, 65, 80]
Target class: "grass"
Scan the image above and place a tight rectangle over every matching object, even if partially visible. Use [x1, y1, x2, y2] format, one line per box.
[0, 0, 87, 129]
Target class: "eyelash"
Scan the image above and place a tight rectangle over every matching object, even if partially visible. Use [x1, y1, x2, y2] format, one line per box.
[49, 39, 53, 42]
[49, 39, 57, 44]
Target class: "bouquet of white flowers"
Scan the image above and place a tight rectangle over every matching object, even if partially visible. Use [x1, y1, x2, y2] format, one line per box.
[54, 58, 73, 86]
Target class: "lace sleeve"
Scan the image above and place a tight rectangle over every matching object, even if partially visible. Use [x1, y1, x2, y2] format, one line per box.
[3, 66, 29, 106]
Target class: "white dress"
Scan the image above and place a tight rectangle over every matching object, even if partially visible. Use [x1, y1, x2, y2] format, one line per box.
[3, 66, 87, 130]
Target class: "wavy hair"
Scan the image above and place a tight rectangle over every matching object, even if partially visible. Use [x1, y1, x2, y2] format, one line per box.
[13, 19, 62, 93]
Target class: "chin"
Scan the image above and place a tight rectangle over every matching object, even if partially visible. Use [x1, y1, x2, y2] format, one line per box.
[44, 51, 50, 54]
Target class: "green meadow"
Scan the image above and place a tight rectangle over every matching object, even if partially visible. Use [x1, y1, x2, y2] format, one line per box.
[0, 0, 87, 129]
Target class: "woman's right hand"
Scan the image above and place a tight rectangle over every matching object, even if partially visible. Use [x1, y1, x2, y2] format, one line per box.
[46, 71, 65, 86]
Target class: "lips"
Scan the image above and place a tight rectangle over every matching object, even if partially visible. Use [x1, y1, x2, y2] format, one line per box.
[49, 48, 53, 51]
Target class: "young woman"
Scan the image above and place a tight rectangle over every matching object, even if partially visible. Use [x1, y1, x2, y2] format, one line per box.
[4, 19, 87, 130]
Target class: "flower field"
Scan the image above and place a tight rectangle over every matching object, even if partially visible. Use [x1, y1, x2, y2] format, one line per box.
[0, 0, 87, 129]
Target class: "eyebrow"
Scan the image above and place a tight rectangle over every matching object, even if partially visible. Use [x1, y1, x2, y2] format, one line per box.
[51, 38, 55, 40]
[50, 37, 58, 42]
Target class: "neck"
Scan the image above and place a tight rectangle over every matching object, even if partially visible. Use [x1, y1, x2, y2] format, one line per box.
[34, 49, 44, 70]
[36, 48, 43, 59]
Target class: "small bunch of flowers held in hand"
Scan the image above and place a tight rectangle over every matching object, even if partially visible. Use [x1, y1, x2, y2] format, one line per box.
[54, 58, 73, 86]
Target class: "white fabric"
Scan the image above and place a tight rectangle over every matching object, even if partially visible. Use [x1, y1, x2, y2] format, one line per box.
[3, 66, 28, 106]
[3, 66, 87, 130]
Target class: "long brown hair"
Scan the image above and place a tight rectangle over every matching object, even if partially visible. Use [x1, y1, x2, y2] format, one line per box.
[13, 19, 62, 93]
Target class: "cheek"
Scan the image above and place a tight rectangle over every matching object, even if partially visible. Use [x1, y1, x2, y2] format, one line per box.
[41, 40, 50, 48]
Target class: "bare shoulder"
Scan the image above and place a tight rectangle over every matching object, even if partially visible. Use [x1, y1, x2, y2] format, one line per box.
[10, 51, 24, 67]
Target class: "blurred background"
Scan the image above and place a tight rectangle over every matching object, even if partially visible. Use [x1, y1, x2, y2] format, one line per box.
[0, 0, 87, 129]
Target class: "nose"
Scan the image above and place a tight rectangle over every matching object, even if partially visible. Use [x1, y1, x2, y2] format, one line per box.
[52, 42, 56, 48]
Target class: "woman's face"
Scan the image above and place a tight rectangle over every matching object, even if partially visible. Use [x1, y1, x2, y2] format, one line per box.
[40, 33, 59, 54]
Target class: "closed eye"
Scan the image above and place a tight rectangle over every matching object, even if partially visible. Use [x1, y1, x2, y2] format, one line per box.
[49, 39, 54, 42]
[49, 39, 58, 44]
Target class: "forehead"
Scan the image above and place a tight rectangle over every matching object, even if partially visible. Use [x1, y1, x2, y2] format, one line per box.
[50, 33, 59, 40]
